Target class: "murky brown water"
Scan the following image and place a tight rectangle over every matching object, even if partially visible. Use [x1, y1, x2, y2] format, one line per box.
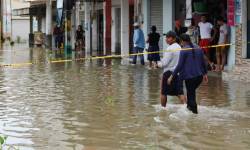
[0, 45, 250, 150]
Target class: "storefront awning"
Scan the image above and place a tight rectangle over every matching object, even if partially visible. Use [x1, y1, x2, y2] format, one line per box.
[12, 8, 30, 16]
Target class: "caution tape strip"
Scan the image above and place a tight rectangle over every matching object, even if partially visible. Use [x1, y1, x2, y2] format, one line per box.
[0, 42, 244, 68]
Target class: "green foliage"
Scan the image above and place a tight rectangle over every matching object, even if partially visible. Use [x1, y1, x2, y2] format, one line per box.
[0, 135, 7, 150]
[0, 135, 19, 150]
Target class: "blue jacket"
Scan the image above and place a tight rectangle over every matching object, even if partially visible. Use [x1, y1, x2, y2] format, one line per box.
[173, 44, 207, 80]
[133, 28, 145, 49]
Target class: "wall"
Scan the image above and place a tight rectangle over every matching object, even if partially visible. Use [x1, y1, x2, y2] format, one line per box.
[12, 19, 30, 42]
[163, 0, 174, 49]
[41, 17, 46, 33]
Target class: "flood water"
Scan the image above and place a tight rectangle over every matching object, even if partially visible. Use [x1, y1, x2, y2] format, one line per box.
[0, 45, 250, 150]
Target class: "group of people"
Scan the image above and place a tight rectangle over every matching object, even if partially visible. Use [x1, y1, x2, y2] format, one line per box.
[133, 23, 208, 114]
[186, 15, 229, 72]
[132, 15, 231, 114]
[160, 31, 208, 114]
[132, 15, 229, 73]
[53, 24, 85, 56]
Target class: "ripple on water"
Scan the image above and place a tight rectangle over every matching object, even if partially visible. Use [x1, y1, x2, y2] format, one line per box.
[0, 56, 250, 149]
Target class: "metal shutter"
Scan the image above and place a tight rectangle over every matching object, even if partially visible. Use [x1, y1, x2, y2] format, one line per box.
[150, 0, 163, 50]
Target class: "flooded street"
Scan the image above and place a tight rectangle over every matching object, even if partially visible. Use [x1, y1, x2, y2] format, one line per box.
[0, 45, 250, 150]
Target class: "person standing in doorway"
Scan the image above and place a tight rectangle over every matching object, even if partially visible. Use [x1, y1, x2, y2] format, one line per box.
[168, 34, 208, 114]
[198, 15, 216, 70]
[175, 20, 188, 37]
[186, 18, 199, 45]
[216, 17, 229, 71]
[53, 24, 61, 49]
[146, 26, 161, 69]
[76, 25, 84, 52]
[159, 31, 186, 107]
[132, 22, 146, 65]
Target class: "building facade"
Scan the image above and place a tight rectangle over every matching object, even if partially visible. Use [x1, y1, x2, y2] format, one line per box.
[8, 0, 250, 82]
[223, 0, 250, 82]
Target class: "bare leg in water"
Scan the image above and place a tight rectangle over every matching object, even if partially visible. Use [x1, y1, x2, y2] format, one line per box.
[161, 95, 167, 107]
[149, 61, 153, 69]
[161, 94, 187, 107]
[204, 55, 215, 71]
[178, 95, 187, 104]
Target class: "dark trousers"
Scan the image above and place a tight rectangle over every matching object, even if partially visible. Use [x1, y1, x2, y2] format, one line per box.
[55, 36, 60, 48]
[185, 76, 203, 114]
[132, 47, 145, 65]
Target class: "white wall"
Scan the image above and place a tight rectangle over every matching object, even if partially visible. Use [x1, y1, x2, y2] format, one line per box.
[41, 17, 46, 33]
[163, 0, 174, 49]
[12, 19, 30, 42]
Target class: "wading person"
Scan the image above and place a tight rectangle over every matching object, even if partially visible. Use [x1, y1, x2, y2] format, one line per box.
[146, 26, 161, 69]
[168, 34, 208, 114]
[159, 31, 186, 107]
[216, 17, 229, 71]
[132, 22, 146, 65]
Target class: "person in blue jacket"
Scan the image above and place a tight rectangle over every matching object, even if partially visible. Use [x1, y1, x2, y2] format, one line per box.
[132, 22, 146, 65]
[168, 34, 208, 114]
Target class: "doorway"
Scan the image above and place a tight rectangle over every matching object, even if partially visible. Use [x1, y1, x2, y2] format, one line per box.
[115, 8, 121, 54]
[247, 0, 250, 58]
[97, 10, 104, 55]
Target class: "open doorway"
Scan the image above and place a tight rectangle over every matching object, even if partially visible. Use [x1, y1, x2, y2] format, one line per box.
[129, 0, 134, 54]
[175, 0, 228, 64]
[97, 10, 104, 55]
[115, 8, 121, 54]
[247, 0, 250, 58]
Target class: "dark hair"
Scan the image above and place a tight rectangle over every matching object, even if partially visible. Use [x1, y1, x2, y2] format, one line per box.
[217, 16, 225, 22]
[151, 26, 157, 32]
[180, 34, 195, 58]
[165, 31, 177, 38]
[78, 25, 83, 32]
[201, 14, 207, 18]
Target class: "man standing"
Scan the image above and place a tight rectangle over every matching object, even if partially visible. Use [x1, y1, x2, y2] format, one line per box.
[159, 31, 186, 107]
[53, 24, 61, 49]
[132, 22, 146, 65]
[216, 17, 229, 71]
[198, 15, 216, 69]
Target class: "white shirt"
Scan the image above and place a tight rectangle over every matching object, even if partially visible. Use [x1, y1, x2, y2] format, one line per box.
[198, 22, 213, 39]
[218, 24, 228, 44]
[161, 43, 181, 73]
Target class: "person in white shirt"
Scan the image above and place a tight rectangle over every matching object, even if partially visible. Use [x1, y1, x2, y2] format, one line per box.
[216, 17, 229, 71]
[198, 15, 216, 70]
[158, 31, 186, 107]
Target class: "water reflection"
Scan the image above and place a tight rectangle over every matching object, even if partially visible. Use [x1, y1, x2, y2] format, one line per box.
[0, 46, 249, 149]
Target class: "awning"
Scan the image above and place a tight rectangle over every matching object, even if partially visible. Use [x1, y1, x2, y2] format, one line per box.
[12, 8, 30, 16]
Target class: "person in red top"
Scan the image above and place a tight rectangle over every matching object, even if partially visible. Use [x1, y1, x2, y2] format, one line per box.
[198, 15, 216, 70]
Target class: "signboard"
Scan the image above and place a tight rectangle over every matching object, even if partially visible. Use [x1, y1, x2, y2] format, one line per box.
[227, 0, 235, 26]
[235, 0, 242, 24]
